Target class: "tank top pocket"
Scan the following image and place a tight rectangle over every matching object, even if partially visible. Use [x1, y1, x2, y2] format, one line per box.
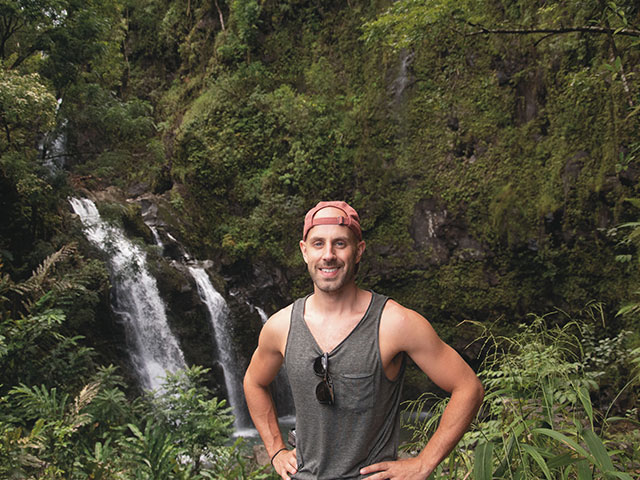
[335, 372, 375, 412]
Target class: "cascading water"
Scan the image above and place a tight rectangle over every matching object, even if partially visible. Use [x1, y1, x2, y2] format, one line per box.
[389, 49, 415, 107]
[69, 197, 186, 391]
[40, 100, 67, 174]
[74, 196, 291, 433]
[188, 266, 251, 432]
[147, 225, 164, 248]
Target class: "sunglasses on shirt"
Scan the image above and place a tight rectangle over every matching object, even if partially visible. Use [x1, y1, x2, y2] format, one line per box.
[313, 352, 335, 405]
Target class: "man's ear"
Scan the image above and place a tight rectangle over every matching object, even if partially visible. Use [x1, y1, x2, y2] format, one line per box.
[355, 240, 366, 263]
[299, 240, 308, 264]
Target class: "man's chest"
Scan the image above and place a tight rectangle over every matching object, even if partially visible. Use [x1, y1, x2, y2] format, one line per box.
[303, 314, 363, 353]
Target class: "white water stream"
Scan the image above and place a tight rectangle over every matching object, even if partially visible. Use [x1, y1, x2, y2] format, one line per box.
[69, 197, 186, 391]
[188, 266, 251, 432]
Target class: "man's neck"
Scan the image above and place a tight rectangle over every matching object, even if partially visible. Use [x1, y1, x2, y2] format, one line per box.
[309, 282, 367, 317]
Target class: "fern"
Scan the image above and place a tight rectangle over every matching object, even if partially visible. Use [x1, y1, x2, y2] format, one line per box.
[12, 243, 77, 313]
[10, 384, 70, 421]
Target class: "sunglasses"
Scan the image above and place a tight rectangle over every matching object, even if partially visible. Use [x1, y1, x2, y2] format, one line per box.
[313, 352, 335, 405]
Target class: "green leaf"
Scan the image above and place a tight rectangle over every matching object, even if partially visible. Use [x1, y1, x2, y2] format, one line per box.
[604, 474, 634, 480]
[474, 441, 493, 480]
[494, 430, 518, 478]
[582, 429, 614, 471]
[577, 386, 593, 429]
[522, 444, 552, 480]
[547, 452, 580, 469]
[542, 381, 555, 426]
[533, 428, 593, 461]
[614, 56, 622, 71]
[576, 459, 593, 480]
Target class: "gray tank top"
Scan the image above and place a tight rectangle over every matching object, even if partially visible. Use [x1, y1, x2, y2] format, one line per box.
[284, 292, 406, 480]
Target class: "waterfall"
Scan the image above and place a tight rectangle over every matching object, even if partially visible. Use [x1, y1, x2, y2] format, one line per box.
[389, 49, 415, 108]
[188, 266, 251, 432]
[254, 305, 268, 323]
[148, 225, 164, 248]
[69, 197, 186, 391]
[40, 99, 67, 173]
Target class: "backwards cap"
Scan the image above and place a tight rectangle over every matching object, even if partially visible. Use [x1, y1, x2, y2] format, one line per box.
[303, 201, 362, 241]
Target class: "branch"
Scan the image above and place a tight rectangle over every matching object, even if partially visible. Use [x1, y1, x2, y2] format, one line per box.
[1, 16, 25, 60]
[9, 44, 39, 70]
[214, 0, 225, 31]
[469, 25, 640, 38]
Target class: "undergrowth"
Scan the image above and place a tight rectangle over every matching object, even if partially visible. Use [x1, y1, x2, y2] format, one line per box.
[402, 307, 640, 479]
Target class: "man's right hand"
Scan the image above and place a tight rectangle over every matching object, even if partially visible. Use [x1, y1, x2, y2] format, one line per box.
[272, 448, 297, 480]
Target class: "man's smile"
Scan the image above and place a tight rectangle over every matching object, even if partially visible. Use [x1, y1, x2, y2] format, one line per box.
[319, 265, 339, 274]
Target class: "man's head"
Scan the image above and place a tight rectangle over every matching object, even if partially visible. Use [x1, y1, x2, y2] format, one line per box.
[300, 201, 365, 293]
[302, 201, 362, 243]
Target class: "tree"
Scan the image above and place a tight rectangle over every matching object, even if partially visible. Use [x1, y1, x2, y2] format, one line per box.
[0, 0, 69, 66]
[0, 68, 56, 152]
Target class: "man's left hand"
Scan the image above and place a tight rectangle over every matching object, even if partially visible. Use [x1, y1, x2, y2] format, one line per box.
[360, 457, 431, 479]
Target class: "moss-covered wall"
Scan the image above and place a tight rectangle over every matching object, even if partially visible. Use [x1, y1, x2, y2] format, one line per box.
[51, 0, 638, 347]
[124, 1, 637, 340]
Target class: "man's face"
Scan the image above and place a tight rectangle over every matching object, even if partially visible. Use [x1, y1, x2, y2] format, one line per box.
[300, 207, 365, 293]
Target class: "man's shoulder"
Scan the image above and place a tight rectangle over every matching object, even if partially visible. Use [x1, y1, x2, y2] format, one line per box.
[380, 297, 410, 319]
[266, 302, 294, 328]
[259, 303, 294, 354]
[379, 297, 442, 355]
[380, 297, 430, 330]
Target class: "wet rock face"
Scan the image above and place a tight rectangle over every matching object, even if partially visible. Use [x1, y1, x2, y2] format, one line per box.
[150, 257, 217, 373]
[410, 198, 487, 267]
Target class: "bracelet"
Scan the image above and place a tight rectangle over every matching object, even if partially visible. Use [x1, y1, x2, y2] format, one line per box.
[270, 447, 288, 467]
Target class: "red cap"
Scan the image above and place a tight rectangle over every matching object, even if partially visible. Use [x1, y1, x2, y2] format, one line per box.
[303, 201, 362, 241]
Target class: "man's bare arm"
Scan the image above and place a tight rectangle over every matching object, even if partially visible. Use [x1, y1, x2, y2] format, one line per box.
[243, 305, 298, 480]
[361, 302, 484, 479]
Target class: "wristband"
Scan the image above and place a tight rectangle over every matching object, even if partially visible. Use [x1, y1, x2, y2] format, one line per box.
[270, 447, 288, 467]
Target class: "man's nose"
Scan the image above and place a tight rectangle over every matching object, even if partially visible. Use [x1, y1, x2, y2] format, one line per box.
[321, 244, 336, 261]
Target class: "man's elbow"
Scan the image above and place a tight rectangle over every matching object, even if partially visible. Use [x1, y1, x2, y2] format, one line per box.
[470, 376, 484, 412]
[243, 367, 255, 396]
[243, 367, 269, 396]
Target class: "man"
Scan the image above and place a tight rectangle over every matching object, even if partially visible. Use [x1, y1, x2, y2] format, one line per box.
[243, 201, 484, 480]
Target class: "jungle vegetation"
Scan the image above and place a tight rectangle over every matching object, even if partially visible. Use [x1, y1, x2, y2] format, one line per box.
[1, 0, 639, 477]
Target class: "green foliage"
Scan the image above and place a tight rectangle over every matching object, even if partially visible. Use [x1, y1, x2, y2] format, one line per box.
[0, 0, 72, 67]
[2, 382, 100, 477]
[610, 202, 640, 327]
[0, 65, 62, 273]
[62, 83, 159, 187]
[0, 245, 97, 392]
[217, 0, 262, 63]
[119, 420, 184, 479]
[403, 311, 639, 479]
[172, 60, 358, 263]
[362, 0, 640, 52]
[2, 0, 640, 476]
[149, 366, 234, 473]
[361, 0, 472, 51]
[0, 362, 267, 478]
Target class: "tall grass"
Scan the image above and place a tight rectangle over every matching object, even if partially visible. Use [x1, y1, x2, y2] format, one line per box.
[403, 309, 640, 479]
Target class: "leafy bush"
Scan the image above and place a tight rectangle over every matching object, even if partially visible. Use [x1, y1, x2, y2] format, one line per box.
[403, 311, 639, 479]
[0, 245, 267, 478]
